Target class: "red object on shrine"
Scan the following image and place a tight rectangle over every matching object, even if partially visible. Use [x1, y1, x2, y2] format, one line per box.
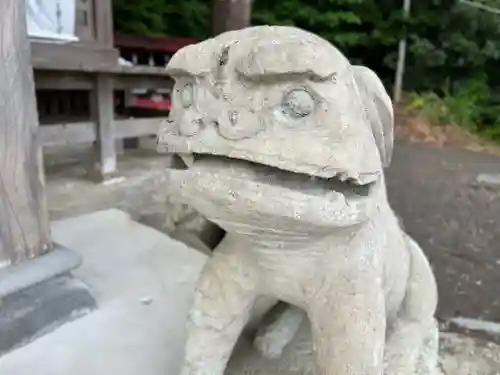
[114, 33, 196, 112]
[114, 33, 196, 54]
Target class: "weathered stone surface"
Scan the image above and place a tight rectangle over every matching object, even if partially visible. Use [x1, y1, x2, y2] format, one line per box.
[0, 243, 94, 357]
[228, 327, 500, 375]
[438, 332, 500, 375]
[228, 321, 439, 375]
[0, 245, 81, 299]
[158, 25, 439, 375]
[170, 228, 213, 255]
[475, 173, 500, 188]
[171, 211, 225, 251]
[0, 274, 96, 356]
[0, 209, 207, 375]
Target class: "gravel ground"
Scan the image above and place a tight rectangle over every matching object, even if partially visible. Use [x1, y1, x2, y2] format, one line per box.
[386, 140, 500, 322]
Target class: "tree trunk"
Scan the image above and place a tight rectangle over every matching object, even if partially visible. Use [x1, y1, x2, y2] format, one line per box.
[0, 0, 52, 268]
[212, 0, 252, 36]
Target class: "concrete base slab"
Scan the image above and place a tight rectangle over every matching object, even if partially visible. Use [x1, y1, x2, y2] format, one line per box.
[0, 274, 96, 356]
[0, 209, 206, 375]
[0, 243, 94, 357]
[0, 209, 499, 375]
[0, 245, 82, 299]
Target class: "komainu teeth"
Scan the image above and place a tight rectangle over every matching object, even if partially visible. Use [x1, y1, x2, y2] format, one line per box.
[179, 153, 194, 167]
[338, 173, 349, 182]
[356, 174, 377, 186]
[338, 172, 372, 186]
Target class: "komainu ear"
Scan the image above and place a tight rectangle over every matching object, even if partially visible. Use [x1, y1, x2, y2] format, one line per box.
[352, 65, 394, 167]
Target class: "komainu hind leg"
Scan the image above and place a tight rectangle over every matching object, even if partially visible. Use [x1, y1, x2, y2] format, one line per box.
[415, 319, 439, 375]
[253, 303, 305, 359]
[384, 234, 439, 375]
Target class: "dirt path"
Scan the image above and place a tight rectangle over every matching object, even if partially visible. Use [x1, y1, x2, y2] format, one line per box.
[387, 118, 500, 322]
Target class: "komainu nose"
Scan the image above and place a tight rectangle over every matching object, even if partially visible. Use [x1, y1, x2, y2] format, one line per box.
[216, 110, 261, 140]
[159, 118, 175, 134]
[157, 118, 175, 145]
[179, 117, 203, 137]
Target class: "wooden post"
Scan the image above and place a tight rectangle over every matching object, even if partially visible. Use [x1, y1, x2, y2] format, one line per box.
[94, 0, 114, 46]
[0, 0, 52, 267]
[212, 0, 252, 35]
[91, 0, 117, 179]
[91, 74, 117, 179]
[393, 0, 411, 103]
[0, 1, 96, 355]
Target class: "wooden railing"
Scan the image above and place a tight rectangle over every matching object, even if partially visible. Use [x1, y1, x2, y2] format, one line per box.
[30, 0, 172, 181]
[32, 51, 171, 179]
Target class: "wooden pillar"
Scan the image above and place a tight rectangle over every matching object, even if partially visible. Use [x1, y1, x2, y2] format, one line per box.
[95, 0, 114, 46]
[91, 0, 117, 179]
[393, 0, 411, 103]
[0, 0, 52, 267]
[91, 75, 117, 179]
[212, 0, 252, 35]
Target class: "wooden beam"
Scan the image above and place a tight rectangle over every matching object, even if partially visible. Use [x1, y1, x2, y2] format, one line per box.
[91, 74, 116, 178]
[34, 70, 173, 91]
[31, 42, 174, 76]
[94, 0, 114, 46]
[113, 74, 173, 91]
[39, 123, 96, 147]
[34, 71, 94, 90]
[114, 118, 166, 139]
[0, 0, 52, 267]
[38, 117, 168, 147]
[212, 0, 252, 35]
[31, 42, 119, 73]
[114, 32, 196, 53]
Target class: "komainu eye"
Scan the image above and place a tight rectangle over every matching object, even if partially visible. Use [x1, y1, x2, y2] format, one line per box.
[281, 89, 315, 118]
[180, 83, 194, 108]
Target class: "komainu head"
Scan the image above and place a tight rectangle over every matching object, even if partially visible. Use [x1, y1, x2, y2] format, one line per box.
[158, 26, 394, 233]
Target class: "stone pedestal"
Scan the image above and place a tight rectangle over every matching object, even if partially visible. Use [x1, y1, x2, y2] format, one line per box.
[0, 245, 96, 356]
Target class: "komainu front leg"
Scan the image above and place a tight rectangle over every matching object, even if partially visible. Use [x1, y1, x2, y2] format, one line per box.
[180, 242, 256, 375]
[308, 272, 386, 375]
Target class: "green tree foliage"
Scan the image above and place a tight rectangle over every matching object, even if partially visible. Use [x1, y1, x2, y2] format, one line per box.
[112, 0, 500, 138]
[112, 0, 210, 39]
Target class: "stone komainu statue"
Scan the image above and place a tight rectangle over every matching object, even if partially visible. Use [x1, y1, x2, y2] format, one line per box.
[158, 25, 438, 375]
